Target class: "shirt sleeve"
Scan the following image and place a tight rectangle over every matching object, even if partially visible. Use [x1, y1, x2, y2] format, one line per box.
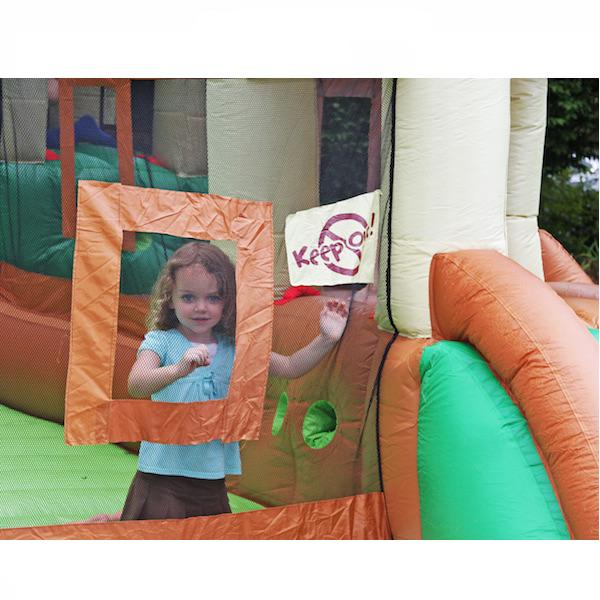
[138, 330, 167, 365]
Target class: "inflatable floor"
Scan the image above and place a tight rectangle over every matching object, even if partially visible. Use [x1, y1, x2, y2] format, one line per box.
[0, 404, 262, 529]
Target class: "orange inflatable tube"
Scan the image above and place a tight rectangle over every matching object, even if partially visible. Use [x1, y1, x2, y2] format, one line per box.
[0, 272, 142, 425]
[0, 262, 148, 424]
[540, 229, 594, 284]
[379, 337, 433, 539]
[429, 250, 599, 539]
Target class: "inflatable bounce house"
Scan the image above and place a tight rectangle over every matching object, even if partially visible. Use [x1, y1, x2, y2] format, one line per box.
[0, 78, 597, 539]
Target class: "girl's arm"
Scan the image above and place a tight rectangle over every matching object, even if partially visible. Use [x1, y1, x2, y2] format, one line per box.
[128, 346, 210, 398]
[269, 299, 348, 379]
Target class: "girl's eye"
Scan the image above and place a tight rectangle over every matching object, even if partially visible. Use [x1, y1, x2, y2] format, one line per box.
[181, 294, 194, 302]
[208, 295, 222, 304]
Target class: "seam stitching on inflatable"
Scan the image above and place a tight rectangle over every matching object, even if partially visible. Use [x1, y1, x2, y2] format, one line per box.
[444, 254, 599, 472]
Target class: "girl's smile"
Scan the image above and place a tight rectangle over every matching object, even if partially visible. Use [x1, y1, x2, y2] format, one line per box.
[170, 264, 225, 343]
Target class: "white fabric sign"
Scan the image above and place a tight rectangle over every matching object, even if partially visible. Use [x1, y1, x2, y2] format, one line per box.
[285, 191, 380, 286]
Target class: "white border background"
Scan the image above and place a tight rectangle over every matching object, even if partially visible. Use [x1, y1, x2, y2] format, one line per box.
[2, 1, 599, 598]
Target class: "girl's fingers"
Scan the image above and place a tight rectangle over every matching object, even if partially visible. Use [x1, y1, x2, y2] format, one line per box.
[189, 351, 209, 367]
[326, 299, 345, 311]
[329, 299, 347, 316]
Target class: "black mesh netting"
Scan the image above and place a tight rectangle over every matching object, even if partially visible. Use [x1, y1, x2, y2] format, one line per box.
[0, 78, 385, 528]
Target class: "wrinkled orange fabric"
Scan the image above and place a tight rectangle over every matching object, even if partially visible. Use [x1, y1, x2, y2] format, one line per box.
[0, 493, 390, 540]
[430, 250, 599, 540]
[65, 181, 273, 446]
[379, 337, 433, 540]
[540, 229, 594, 284]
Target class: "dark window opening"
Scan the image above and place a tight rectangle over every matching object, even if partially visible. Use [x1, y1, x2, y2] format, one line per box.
[99, 86, 116, 139]
[131, 80, 155, 155]
[319, 96, 371, 205]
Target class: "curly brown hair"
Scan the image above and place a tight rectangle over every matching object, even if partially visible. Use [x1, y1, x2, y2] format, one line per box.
[146, 242, 236, 340]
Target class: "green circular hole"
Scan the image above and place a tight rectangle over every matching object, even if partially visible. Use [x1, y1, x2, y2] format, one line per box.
[271, 392, 288, 436]
[302, 400, 337, 449]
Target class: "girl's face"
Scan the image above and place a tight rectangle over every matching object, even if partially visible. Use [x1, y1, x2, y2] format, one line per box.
[170, 264, 225, 343]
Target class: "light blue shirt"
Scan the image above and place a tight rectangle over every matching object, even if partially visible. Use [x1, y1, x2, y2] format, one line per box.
[137, 328, 241, 479]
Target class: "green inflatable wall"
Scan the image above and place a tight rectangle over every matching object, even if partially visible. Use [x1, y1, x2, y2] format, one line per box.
[418, 341, 569, 540]
[0, 144, 209, 294]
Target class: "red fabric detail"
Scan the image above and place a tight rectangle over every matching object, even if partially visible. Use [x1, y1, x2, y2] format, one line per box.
[274, 286, 320, 305]
[135, 153, 168, 169]
[45, 149, 60, 161]
[146, 155, 167, 168]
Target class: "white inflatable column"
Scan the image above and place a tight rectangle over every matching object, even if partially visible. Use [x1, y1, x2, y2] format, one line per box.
[375, 79, 510, 337]
[73, 86, 115, 123]
[206, 79, 319, 294]
[152, 79, 208, 176]
[506, 78, 547, 279]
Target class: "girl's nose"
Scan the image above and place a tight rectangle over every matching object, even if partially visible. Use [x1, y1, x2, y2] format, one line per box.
[194, 301, 207, 312]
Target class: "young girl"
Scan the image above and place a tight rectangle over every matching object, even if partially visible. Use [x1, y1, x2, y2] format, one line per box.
[115, 241, 348, 521]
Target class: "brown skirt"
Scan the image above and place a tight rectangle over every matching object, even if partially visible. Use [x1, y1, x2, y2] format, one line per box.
[120, 471, 232, 521]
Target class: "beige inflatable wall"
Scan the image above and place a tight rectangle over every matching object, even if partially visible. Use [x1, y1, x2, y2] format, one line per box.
[206, 79, 319, 295]
[506, 78, 547, 279]
[375, 79, 510, 338]
[73, 86, 116, 124]
[1, 78, 48, 162]
[152, 79, 208, 176]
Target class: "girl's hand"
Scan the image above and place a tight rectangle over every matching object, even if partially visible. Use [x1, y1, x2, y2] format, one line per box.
[319, 299, 349, 343]
[176, 344, 211, 376]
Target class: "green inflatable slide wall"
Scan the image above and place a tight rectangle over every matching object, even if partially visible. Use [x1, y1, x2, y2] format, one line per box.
[417, 340, 572, 540]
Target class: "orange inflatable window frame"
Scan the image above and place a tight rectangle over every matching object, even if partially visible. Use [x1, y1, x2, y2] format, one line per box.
[64, 180, 273, 446]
